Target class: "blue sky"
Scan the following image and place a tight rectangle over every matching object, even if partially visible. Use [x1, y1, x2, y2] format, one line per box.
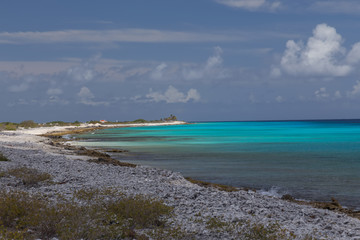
[2, 0, 360, 122]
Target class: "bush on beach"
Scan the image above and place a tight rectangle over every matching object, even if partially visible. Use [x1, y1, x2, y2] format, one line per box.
[19, 120, 38, 129]
[0, 167, 52, 187]
[0, 188, 173, 240]
[0, 122, 17, 131]
[0, 152, 9, 162]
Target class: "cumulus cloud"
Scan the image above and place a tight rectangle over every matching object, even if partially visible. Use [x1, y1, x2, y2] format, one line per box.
[346, 42, 360, 64]
[183, 46, 227, 80]
[67, 55, 101, 82]
[215, 0, 281, 11]
[78, 87, 94, 99]
[314, 87, 343, 100]
[278, 24, 353, 77]
[347, 81, 360, 98]
[77, 86, 109, 106]
[145, 85, 200, 103]
[7, 76, 36, 93]
[314, 87, 330, 99]
[8, 82, 29, 92]
[150, 63, 167, 80]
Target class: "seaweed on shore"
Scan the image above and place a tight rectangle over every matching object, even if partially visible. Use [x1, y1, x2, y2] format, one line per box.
[281, 194, 360, 220]
[45, 138, 137, 168]
[185, 177, 239, 192]
[41, 126, 107, 138]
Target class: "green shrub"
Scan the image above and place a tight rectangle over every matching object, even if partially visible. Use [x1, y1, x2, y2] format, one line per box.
[4, 123, 17, 131]
[19, 120, 38, 129]
[0, 188, 174, 240]
[5, 167, 52, 186]
[242, 222, 290, 240]
[0, 152, 9, 162]
[105, 195, 173, 229]
[132, 119, 147, 123]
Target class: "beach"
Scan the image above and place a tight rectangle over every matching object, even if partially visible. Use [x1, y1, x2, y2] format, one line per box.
[1, 123, 360, 239]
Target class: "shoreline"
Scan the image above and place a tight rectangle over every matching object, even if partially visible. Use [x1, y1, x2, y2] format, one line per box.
[66, 123, 360, 213]
[1, 125, 360, 239]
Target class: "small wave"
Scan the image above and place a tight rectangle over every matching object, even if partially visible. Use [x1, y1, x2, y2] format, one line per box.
[258, 186, 287, 198]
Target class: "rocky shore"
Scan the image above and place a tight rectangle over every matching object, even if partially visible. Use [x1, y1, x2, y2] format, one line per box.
[1, 126, 360, 239]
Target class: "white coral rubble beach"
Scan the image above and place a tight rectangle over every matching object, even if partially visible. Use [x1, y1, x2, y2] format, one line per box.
[1, 124, 360, 239]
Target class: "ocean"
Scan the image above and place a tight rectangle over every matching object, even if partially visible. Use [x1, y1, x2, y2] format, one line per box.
[74, 120, 360, 209]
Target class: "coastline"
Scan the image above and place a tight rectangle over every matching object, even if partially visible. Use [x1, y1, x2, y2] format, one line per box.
[1, 124, 360, 239]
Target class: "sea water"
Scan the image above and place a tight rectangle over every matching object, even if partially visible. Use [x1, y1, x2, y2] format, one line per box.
[75, 120, 360, 209]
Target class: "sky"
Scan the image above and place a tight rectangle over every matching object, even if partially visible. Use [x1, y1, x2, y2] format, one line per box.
[2, 0, 360, 122]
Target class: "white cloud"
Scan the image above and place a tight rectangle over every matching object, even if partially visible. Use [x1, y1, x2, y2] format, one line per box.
[334, 90, 342, 99]
[215, 0, 281, 11]
[270, 67, 282, 78]
[183, 46, 227, 80]
[311, 1, 360, 14]
[314, 87, 343, 100]
[275, 95, 284, 103]
[314, 87, 330, 99]
[67, 55, 101, 82]
[8, 83, 29, 92]
[277, 24, 356, 78]
[77, 86, 109, 106]
[0, 29, 246, 45]
[150, 63, 167, 80]
[78, 87, 95, 99]
[346, 42, 360, 64]
[7, 76, 36, 93]
[46, 88, 63, 95]
[145, 85, 200, 103]
[347, 81, 360, 98]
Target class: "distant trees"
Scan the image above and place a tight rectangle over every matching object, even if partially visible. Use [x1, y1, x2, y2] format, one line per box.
[19, 120, 38, 128]
[163, 114, 177, 121]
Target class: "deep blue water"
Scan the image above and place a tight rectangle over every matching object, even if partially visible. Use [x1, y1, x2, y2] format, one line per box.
[74, 120, 360, 209]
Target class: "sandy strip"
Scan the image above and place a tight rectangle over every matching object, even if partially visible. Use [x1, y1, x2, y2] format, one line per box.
[1, 124, 360, 239]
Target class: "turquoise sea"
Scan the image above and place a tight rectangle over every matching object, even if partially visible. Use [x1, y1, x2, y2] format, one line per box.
[75, 120, 360, 209]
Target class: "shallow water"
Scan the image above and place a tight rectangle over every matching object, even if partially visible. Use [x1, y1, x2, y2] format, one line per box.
[75, 120, 360, 209]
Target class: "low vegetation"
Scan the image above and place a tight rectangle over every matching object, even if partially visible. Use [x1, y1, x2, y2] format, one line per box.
[19, 120, 38, 129]
[0, 152, 9, 162]
[0, 122, 17, 131]
[0, 115, 179, 133]
[0, 167, 52, 187]
[0, 188, 173, 240]
[194, 215, 317, 240]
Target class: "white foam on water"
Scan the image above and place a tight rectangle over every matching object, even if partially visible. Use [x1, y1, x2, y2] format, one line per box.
[258, 186, 286, 198]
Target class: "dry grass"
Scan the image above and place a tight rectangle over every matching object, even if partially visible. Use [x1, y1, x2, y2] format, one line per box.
[0, 188, 173, 240]
[2, 167, 52, 187]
